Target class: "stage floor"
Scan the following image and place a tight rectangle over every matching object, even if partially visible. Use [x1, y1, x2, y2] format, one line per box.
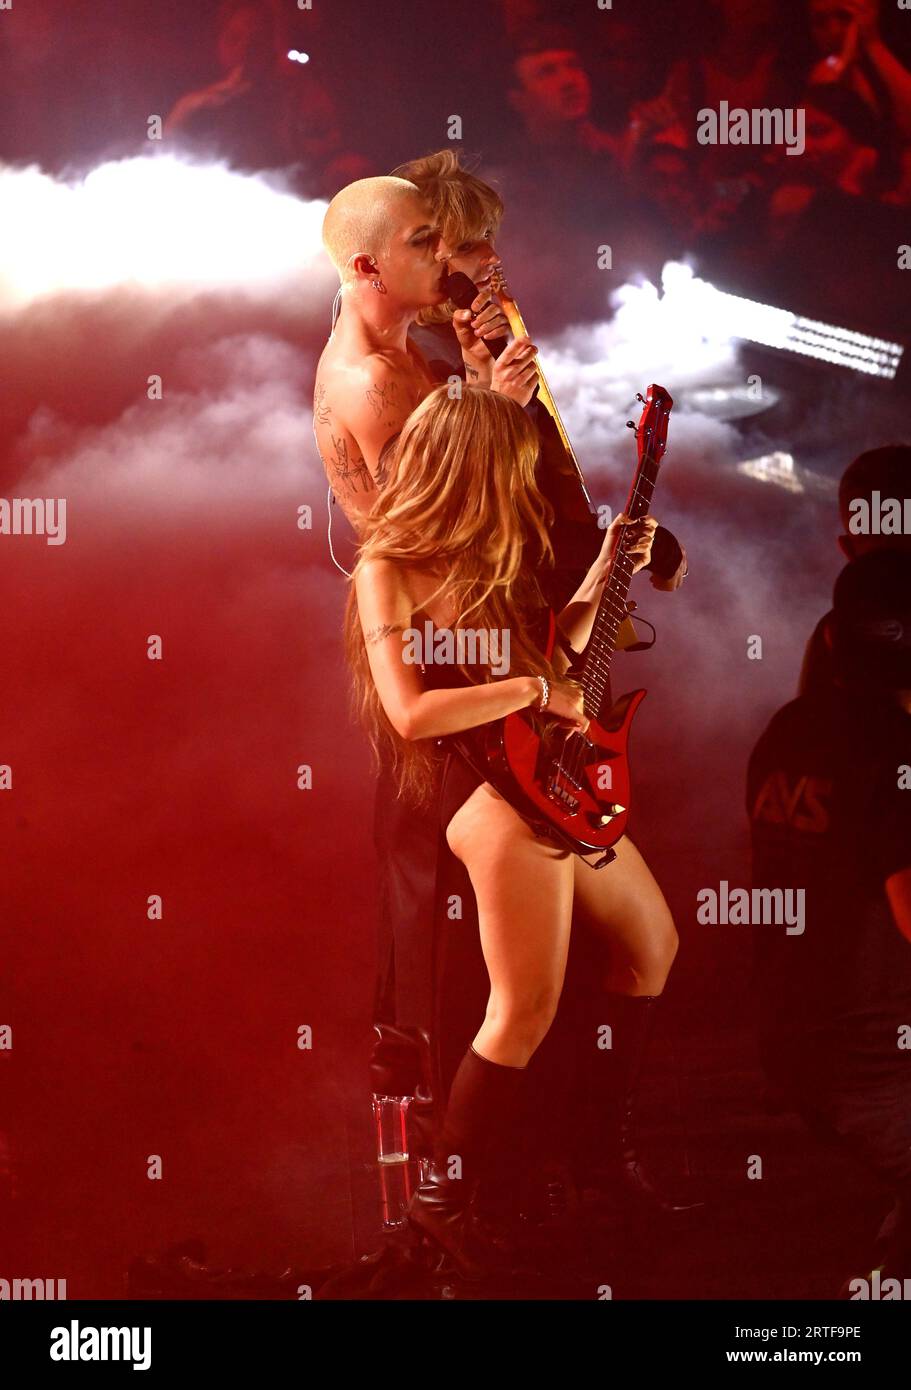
[3, 1025, 886, 1300]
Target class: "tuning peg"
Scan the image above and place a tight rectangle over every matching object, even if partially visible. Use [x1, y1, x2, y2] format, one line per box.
[636, 392, 645, 402]
[626, 420, 638, 431]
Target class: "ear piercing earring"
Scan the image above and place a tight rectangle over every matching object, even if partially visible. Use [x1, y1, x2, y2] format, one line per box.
[371, 278, 387, 294]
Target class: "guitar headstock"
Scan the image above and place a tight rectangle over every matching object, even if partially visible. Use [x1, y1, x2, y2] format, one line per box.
[489, 263, 512, 301]
[634, 384, 674, 467]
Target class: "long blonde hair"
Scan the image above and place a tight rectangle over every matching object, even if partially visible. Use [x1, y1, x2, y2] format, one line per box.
[344, 385, 565, 807]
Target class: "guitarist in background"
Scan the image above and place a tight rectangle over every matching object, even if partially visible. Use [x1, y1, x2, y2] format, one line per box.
[345, 384, 664, 1277]
[393, 148, 690, 608]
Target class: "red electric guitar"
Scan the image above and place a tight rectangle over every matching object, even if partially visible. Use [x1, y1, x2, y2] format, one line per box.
[451, 384, 673, 869]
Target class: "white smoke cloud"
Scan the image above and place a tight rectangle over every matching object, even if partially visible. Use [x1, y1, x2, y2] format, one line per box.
[0, 152, 332, 309]
[1, 156, 347, 857]
[539, 262, 744, 488]
[16, 334, 318, 519]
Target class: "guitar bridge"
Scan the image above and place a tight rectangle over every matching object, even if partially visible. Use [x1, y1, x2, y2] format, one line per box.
[538, 731, 593, 809]
[554, 733, 594, 791]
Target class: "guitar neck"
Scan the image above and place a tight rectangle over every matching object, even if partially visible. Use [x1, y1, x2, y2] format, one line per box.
[580, 454, 660, 718]
[497, 288, 596, 515]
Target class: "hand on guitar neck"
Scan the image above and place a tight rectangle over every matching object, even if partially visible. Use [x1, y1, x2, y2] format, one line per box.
[593, 511, 659, 582]
[556, 512, 658, 656]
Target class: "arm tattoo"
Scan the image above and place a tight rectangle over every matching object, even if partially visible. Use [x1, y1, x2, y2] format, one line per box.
[328, 433, 373, 495]
[314, 381, 331, 426]
[365, 380, 398, 419]
[464, 364, 480, 380]
[364, 622, 404, 645]
[373, 432, 400, 489]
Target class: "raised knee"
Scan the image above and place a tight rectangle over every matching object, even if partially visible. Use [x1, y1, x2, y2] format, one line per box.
[614, 919, 679, 994]
[640, 922, 678, 990]
[488, 990, 561, 1053]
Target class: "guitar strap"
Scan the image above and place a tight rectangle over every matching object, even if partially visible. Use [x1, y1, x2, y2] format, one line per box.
[558, 616, 651, 662]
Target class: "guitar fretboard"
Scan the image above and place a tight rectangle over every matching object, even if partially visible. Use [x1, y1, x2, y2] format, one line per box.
[580, 454, 660, 721]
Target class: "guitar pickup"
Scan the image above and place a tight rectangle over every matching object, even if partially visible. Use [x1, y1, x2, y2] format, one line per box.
[545, 777, 580, 815]
[540, 733, 593, 792]
[553, 761, 583, 791]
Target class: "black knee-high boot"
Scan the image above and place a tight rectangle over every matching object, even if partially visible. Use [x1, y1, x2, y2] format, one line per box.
[572, 993, 702, 1216]
[473, 1043, 574, 1243]
[408, 1044, 528, 1279]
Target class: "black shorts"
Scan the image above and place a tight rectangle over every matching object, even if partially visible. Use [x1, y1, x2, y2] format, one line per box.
[439, 749, 485, 836]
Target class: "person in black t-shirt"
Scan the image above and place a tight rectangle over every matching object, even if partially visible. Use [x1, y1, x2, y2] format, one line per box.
[749, 550, 911, 1281]
[799, 444, 911, 697]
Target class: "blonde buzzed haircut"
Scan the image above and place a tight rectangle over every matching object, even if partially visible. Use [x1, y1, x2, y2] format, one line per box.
[322, 175, 422, 281]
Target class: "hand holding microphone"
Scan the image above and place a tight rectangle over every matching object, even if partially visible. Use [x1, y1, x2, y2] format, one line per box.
[447, 270, 539, 406]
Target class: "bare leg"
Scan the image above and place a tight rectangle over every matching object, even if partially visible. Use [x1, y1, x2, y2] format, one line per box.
[572, 835, 679, 995]
[445, 782, 576, 1068]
